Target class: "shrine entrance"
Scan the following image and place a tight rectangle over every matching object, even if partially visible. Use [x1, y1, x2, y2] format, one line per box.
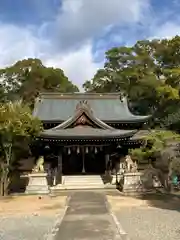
[84, 151, 106, 174]
[62, 151, 106, 175]
[62, 153, 82, 175]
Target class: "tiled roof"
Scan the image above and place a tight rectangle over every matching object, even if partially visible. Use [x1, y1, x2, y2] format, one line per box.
[33, 92, 151, 122]
[40, 126, 137, 139]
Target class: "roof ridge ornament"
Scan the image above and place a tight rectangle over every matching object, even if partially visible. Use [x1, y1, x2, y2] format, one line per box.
[75, 100, 93, 114]
[119, 92, 127, 102]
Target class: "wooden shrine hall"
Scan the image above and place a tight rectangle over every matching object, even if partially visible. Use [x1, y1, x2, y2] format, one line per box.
[31, 92, 150, 188]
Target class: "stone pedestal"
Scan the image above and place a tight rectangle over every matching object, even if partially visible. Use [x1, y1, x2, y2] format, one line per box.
[111, 174, 117, 185]
[103, 171, 112, 184]
[123, 172, 144, 195]
[111, 173, 124, 185]
[25, 172, 49, 194]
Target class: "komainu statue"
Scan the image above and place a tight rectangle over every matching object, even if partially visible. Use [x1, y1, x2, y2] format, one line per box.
[131, 160, 138, 173]
[32, 156, 44, 173]
[125, 155, 138, 173]
[125, 155, 132, 172]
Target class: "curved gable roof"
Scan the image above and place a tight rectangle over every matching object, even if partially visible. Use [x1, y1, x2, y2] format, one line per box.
[51, 100, 114, 130]
[33, 92, 151, 122]
[40, 98, 138, 139]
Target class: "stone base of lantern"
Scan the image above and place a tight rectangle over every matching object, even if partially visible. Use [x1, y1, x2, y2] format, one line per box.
[25, 172, 49, 195]
[123, 172, 145, 196]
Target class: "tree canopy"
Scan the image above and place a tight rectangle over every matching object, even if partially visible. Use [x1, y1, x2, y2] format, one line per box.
[0, 58, 79, 106]
[83, 36, 180, 129]
[129, 130, 180, 189]
[83, 35, 180, 182]
[1, 36, 180, 193]
[0, 100, 42, 195]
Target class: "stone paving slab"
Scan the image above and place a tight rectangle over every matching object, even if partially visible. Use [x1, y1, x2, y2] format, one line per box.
[54, 191, 120, 240]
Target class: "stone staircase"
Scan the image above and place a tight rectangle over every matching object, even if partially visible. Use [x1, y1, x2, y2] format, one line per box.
[50, 175, 105, 192]
[64, 175, 105, 189]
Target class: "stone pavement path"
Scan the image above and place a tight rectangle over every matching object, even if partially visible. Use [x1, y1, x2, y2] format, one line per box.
[54, 191, 121, 240]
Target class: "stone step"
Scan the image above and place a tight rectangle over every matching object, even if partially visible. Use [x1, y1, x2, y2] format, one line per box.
[65, 178, 103, 180]
[64, 182, 104, 186]
[65, 180, 103, 183]
[64, 176, 103, 179]
[50, 175, 107, 192]
[50, 184, 116, 193]
[64, 175, 101, 176]
[64, 183, 104, 187]
[51, 185, 105, 190]
[64, 176, 103, 185]
[64, 175, 103, 179]
[64, 179, 102, 183]
[63, 175, 104, 189]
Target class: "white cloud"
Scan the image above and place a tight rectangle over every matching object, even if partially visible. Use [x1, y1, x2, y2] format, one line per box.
[151, 21, 180, 39]
[0, 0, 150, 88]
[0, 23, 101, 88]
[45, 43, 103, 88]
[0, 23, 48, 67]
[55, 0, 150, 50]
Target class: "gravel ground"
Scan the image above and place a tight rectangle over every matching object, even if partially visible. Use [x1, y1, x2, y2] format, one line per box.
[115, 206, 180, 240]
[0, 213, 60, 240]
[0, 195, 67, 240]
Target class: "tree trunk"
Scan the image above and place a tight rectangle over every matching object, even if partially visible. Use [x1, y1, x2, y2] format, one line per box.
[0, 180, 4, 196]
[167, 161, 173, 192]
[164, 174, 169, 191]
[0, 169, 9, 196]
[3, 175, 9, 196]
[0, 144, 12, 196]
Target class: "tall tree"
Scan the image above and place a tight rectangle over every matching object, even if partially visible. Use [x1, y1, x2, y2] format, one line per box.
[0, 58, 79, 106]
[130, 130, 180, 190]
[0, 101, 42, 195]
[83, 37, 180, 127]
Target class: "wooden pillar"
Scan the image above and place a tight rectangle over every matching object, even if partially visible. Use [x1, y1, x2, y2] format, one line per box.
[82, 148, 86, 174]
[56, 151, 62, 184]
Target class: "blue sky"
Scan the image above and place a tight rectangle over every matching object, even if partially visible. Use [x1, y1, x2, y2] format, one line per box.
[0, 0, 180, 87]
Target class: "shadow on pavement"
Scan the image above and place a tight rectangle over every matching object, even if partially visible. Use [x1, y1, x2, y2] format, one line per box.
[137, 190, 180, 212]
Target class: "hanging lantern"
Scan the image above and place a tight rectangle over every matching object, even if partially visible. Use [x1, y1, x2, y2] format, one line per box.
[94, 147, 97, 154]
[68, 147, 71, 155]
[85, 146, 88, 154]
[77, 146, 80, 154]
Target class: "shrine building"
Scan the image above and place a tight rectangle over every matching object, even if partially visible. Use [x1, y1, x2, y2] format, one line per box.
[29, 92, 151, 189]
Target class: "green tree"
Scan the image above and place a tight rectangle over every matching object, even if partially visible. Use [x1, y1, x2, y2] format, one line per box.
[0, 101, 42, 196]
[0, 58, 79, 106]
[130, 130, 180, 190]
[83, 37, 180, 126]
